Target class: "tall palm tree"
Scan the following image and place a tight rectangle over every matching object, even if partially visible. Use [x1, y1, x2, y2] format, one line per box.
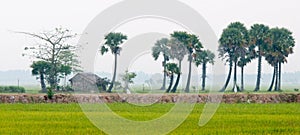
[101, 32, 127, 93]
[152, 38, 170, 90]
[168, 38, 188, 93]
[194, 50, 215, 91]
[165, 63, 180, 93]
[31, 61, 51, 93]
[171, 31, 203, 93]
[249, 24, 270, 91]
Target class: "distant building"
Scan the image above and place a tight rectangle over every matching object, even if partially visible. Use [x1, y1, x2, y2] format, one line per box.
[69, 73, 101, 93]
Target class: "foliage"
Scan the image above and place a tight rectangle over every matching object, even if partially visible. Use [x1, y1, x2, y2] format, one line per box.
[194, 49, 215, 67]
[46, 87, 55, 100]
[120, 70, 137, 90]
[0, 86, 25, 93]
[96, 77, 111, 92]
[30, 61, 51, 92]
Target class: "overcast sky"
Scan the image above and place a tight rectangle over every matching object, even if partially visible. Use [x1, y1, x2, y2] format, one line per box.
[0, 0, 299, 75]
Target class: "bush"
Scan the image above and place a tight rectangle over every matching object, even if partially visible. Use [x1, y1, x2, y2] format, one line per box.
[0, 86, 25, 93]
[47, 87, 55, 100]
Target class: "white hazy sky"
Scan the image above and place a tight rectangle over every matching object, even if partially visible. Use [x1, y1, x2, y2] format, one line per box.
[0, 0, 299, 74]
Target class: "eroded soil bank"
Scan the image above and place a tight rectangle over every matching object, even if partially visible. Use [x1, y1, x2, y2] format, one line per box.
[1, 93, 300, 104]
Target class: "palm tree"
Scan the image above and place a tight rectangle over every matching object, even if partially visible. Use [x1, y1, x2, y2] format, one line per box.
[265, 28, 295, 91]
[171, 31, 203, 93]
[165, 63, 180, 93]
[31, 61, 51, 93]
[101, 32, 127, 93]
[249, 24, 270, 91]
[152, 38, 170, 90]
[194, 50, 215, 91]
[168, 38, 188, 93]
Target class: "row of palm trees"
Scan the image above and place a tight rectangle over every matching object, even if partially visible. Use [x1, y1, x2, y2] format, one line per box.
[100, 22, 295, 93]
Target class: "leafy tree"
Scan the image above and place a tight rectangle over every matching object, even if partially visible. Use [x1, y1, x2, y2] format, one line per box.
[249, 24, 270, 91]
[265, 27, 295, 91]
[165, 63, 180, 93]
[96, 77, 111, 92]
[194, 50, 215, 91]
[152, 38, 170, 90]
[59, 49, 82, 86]
[101, 32, 128, 93]
[171, 31, 203, 93]
[30, 61, 51, 92]
[120, 70, 137, 91]
[219, 23, 247, 92]
[168, 38, 188, 92]
[21, 27, 77, 89]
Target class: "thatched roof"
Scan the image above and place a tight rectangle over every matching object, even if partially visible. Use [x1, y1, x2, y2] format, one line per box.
[69, 72, 101, 84]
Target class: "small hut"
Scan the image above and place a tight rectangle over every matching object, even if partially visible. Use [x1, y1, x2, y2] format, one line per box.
[69, 73, 101, 93]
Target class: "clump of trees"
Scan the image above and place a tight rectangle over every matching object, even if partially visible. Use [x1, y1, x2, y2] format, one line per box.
[152, 32, 215, 93]
[21, 27, 80, 93]
[219, 22, 295, 92]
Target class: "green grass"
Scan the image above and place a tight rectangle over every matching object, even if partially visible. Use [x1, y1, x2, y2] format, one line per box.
[0, 103, 299, 134]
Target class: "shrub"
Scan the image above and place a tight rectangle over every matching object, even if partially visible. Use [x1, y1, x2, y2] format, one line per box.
[47, 87, 55, 100]
[0, 86, 25, 93]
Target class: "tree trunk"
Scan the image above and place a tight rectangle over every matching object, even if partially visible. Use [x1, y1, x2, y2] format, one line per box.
[185, 53, 193, 93]
[160, 59, 167, 90]
[108, 53, 118, 92]
[166, 74, 174, 93]
[220, 60, 233, 92]
[278, 62, 281, 91]
[171, 61, 182, 93]
[241, 66, 244, 91]
[254, 54, 262, 91]
[40, 73, 47, 93]
[274, 63, 279, 91]
[171, 74, 180, 93]
[232, 61, 240, 92]
[268, 67, 276, 91]
[202, 62, 207, 91]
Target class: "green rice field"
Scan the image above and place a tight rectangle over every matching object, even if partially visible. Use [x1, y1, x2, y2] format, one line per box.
[0, 103, 299, 134]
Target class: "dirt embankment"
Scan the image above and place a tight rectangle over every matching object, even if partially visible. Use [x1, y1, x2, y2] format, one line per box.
[0, 93, 300, 104]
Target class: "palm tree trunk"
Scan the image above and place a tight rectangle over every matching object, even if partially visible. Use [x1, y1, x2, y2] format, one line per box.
[268, 67, 276, 91]
[166, 74, 174, 93]
[232, 61, 240, 92]
[160, 59, 167, 90]
[108, 53, 118, 92]
[171, 61, 182, 93]
[40, 73, 47, 93]
[241, 66, 244, 91]
[202, 62, 207, 91]
[220, 60, 233, 92]
[278, 62, 281, 91]
[254, 54, 262, 91]
[185, 53, 193, 93]
[274, 63, 279, 91]
[171, 74, 180, 93]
